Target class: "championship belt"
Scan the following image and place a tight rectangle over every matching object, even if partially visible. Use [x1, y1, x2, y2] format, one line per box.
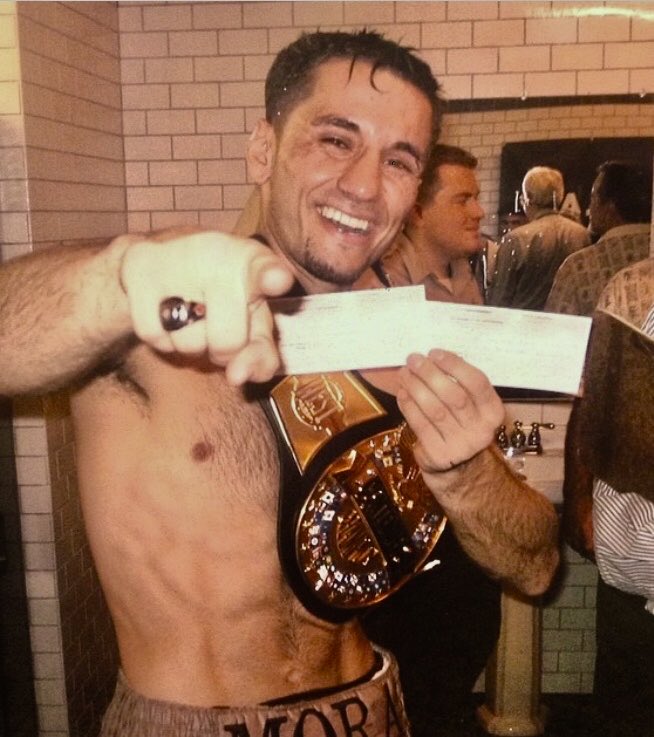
[262, 370, 447, 623]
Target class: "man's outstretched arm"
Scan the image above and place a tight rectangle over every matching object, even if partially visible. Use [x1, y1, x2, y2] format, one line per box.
[0, 237, 134, 395]
[0, 229, 294, 397]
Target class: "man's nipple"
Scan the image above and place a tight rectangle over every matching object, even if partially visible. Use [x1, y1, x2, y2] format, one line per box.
[191, 440, 215, 462]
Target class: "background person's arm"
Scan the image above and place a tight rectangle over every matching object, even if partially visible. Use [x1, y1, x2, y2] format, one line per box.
[485, 234, 520, 308]
[561, 397, 595, 561]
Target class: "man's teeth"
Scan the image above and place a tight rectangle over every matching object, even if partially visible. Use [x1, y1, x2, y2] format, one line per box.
[319, 206, 370, 232]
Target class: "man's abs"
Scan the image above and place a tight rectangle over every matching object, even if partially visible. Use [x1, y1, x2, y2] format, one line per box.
[69, 348, 374, 705]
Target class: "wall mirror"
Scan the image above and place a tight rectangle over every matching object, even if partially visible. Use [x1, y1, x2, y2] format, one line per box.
[439, 93, 654, 400]
[498, 136, 654, 234]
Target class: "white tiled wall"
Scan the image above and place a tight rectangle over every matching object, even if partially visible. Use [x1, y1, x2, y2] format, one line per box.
[2, 2, 124, 735]
[117, 1, 654, 232]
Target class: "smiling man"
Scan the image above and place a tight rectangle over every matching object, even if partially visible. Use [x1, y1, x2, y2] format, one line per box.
[0, 31, 558, 737]
[380, 144, 488, 304]
[250, 55, 431, 292]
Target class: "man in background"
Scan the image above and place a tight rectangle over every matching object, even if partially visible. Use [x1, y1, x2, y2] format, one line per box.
[545, 159, 652, 316]
[379, 143, 489, 303]
[562, 256, 654, 736]
[487, 166, 590, 310]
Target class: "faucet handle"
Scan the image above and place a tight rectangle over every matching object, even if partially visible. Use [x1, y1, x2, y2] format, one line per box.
[510, 419, 526, 448]
[495, 424, 509, 450]
[525, 421, 555, 454]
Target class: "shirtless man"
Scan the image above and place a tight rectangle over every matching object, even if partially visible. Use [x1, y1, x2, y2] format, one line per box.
[0, 31, 558, 736]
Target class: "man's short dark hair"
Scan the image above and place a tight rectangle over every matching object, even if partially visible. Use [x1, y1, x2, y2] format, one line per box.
[265, 29, 444, 149]
[596, 160, 653, 223]
[417, 144, 478, 205]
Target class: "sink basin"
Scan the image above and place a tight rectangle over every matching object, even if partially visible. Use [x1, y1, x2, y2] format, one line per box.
[503, 450, 564, 505]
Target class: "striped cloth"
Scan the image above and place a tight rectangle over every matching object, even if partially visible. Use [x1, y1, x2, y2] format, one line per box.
[593, 305, 654, 614]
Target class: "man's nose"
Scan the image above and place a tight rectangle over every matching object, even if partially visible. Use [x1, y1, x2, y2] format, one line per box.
[470, 199, 485, 220]
[337, 150, 382, 201]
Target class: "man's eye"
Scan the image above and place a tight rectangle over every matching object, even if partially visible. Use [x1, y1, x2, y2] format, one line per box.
[387, 158, 408, 171]
[386, 157, 418, 176]
[323, 136, 350, 150]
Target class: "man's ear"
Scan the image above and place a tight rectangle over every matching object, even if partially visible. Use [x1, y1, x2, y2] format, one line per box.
[247, 118, 275, 185]
[408, 202, 423, 225]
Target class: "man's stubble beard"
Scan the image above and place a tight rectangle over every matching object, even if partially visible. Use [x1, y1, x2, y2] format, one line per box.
[265, 190, 372, 288]
[301, 240, 366, 287]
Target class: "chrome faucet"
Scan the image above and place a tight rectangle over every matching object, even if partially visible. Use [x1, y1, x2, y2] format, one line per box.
[496, 420, 555, 457]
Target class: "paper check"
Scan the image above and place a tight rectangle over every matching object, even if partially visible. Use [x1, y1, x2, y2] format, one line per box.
[271, 286, 592, 395]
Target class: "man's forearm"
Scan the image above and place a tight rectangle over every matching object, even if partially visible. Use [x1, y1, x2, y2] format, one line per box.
[425, 445, 560, 596]
[0, 237, 134, 396]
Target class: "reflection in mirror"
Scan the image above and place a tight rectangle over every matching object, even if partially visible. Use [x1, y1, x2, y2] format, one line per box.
[497, 136, 654, 235]
[438, 97, 654, 399]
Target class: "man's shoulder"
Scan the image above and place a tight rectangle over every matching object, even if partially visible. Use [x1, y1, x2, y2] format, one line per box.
[555, 214, 590, 241]
[382, 231, 426, 285]
[597, 222, 651, 245]
[556, 242, 594, 270]
[598, 257, 654, 325]
[606, 256, 654, 292]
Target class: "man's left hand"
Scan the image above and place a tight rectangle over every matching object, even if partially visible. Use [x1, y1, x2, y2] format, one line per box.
[396, 349, 504, 473]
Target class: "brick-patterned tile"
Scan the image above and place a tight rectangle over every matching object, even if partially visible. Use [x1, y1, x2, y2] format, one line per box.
[197, 108, 245, 134]
[578, 16, 631, 43]
[152, 210, 200, 230]
[171, 82, 220, 108]
[192, 3, 242, 31]
[150, 160, 198, 185]
[526, 17, 578, 45]
[120, 31, 168, 58]
[127, 185, 173, 211]
[124, 135, 172, 161]
[397, 2, 446, 23]
[422, 21, 472, 50]
[448, 47, 498, 75]
[175, 184, 223, 209]
[198, 158, 246, 185]
[170, 30, 218, 57]
[344, 2, 395, 26]
[220, 80, 264, 108]
[147, 109, 195, 135]
[525, 71, 577, 97]
[552, 43, 603, 71]
[292, 2, 344, 27]
[146, 57, 193, 83]
[143, 4, 191, 32]
[244, 2, 293, 28]
[123, 83, 170, 110]
[578, 68, 630, 95]
[172, 133, 221, 160]
[447, 1, 498, 21]
[195, 56, 243, 82]
[475, 19, 525, 48]
[218, 28, 267, 56]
